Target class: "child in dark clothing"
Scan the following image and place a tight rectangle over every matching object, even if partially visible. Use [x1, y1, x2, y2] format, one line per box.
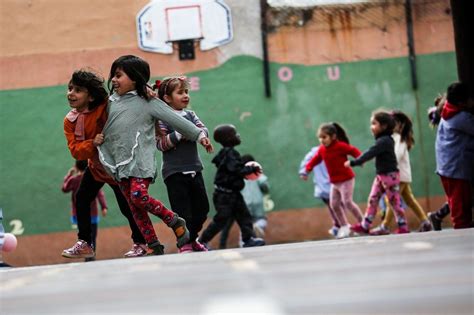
[345, 110, 409, 234]
[198, 124, 265, 248]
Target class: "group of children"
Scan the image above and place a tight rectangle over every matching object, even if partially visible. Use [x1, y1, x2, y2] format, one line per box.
[300, 82, 473, 238]
[62, 55, 265, 260]
[61, 54, 472, 261]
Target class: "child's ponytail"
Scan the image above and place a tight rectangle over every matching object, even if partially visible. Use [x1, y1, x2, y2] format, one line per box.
[332, 122, 350, 144]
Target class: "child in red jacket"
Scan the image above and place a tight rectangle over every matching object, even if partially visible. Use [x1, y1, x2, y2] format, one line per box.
[305, 122, 363, 239]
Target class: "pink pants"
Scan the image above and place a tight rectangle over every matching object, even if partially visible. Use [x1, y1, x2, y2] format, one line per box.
[330, 178, 363, 226]
[119, 177, 176, 244]
[364, 172, 407, 228]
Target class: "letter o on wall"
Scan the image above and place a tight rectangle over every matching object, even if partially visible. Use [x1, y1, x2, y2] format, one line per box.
[278, 67, 293, 82]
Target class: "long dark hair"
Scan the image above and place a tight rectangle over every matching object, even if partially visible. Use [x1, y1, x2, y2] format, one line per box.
[372, 110, 395, 134]
[69, 70, 108, 110]
[392, 110, 415, 150]
[108, 55, 150, 100]
[318, 122, 350, 144]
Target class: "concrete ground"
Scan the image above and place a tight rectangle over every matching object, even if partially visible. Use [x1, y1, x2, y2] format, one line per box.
[1, 229, 473, 315]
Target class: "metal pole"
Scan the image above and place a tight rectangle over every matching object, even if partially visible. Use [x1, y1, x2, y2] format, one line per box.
[405, 0, 431, 211]
[260, 0, 271, 98]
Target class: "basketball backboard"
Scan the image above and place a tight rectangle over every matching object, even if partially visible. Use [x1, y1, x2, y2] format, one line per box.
[136, 0, 233, 56]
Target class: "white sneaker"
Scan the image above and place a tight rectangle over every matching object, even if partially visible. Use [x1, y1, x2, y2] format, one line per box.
[336, 225, 351, 239]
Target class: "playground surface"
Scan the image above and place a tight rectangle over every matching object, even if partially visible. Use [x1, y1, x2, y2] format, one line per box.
[1, 229, 473, 315]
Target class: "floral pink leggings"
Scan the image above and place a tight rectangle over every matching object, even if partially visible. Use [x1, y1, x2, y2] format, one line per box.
[119, 177, 176, 244]
[363, 172, 407, 228]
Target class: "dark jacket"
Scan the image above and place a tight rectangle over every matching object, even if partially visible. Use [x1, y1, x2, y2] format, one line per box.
[350, 131, 398, 175]
[212, 147, 258, 191]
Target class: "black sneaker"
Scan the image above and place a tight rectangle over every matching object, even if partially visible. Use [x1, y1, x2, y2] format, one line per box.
[428, 212, 442, 231]
[148, 240, 165, 255]
[243, 237, 265, 247]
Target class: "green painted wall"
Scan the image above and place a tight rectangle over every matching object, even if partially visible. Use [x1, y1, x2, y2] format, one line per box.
[0, 52, 457, 236]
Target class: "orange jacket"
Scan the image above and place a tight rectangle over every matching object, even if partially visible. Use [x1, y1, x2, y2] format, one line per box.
[63, 102, 116, 184]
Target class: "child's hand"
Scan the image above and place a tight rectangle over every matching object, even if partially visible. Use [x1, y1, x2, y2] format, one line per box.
[67, 166, 77, 176]
[200, 137, 214, 153]
[146, 86, 157, 98]
[93, 133, 104, 147]
[300, 174, 308, 181]
[101, 208, 108, 217]
[344, 161, 351, 168]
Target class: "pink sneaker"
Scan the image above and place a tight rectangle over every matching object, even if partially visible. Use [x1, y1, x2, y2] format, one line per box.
[178, 243, 193, 253]
[351, 223, 369, 234]
[395, 226, 410, 234]
[62, 240, 95, 259]
[123, 243, 148, 258]
[191, 240, 209, 252]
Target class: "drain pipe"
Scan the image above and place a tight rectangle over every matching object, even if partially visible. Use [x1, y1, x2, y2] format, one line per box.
[260, 0, 271, 98]
[405, 0, 431, 211]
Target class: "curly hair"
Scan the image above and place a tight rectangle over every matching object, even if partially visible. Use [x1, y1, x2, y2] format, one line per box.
[69, 70, 108, 110]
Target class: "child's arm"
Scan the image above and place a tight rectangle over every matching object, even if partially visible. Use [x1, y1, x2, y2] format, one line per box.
[61, 173, 80, 193]
[188, 111, 213, 153]
[96, 190, 108, 217]
[148, 98, 203, 141]
[64, 119, 96, 160]
[305, 148, 322, 173]
[258, 175, 270, 194]
[156, 120, 179, 152]
[299, 147, 318, 180]
[348, 138, 385, 167]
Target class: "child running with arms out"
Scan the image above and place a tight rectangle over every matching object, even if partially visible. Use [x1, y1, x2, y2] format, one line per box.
[198, 124, 265, 248]
[345, 110, 409, 234]
[155, 76, 213, 253]
[97, 55, 213, 252]
[370, 110, 432, 235]
[303, 123, 364, 239]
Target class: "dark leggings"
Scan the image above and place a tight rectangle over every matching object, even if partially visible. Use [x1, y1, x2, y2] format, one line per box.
[200, 191, 255, 244]
[75, 168, 145, 245]
[164, 172, 209, 242]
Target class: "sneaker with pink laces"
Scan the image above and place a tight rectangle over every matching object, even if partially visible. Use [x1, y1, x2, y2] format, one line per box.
[395, 226, 410, 234]
[123, 243, 148, 258]
[191, 240, 209, 252]
[178, 243, 193, 253]
[62, 240, 95, 259]
[351, 223, 369, 234]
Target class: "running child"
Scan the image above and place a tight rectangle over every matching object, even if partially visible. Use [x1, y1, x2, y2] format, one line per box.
[299, 146, 339, 237]
[345, 110, 409, 234]
[370, 110, 432, 235]
[198, 124, 266, 248]
[304, 123, 364, 239]
[155, 76, 214, 253]
[62, 69, 150, 259]
[97, 55, 213, 252]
